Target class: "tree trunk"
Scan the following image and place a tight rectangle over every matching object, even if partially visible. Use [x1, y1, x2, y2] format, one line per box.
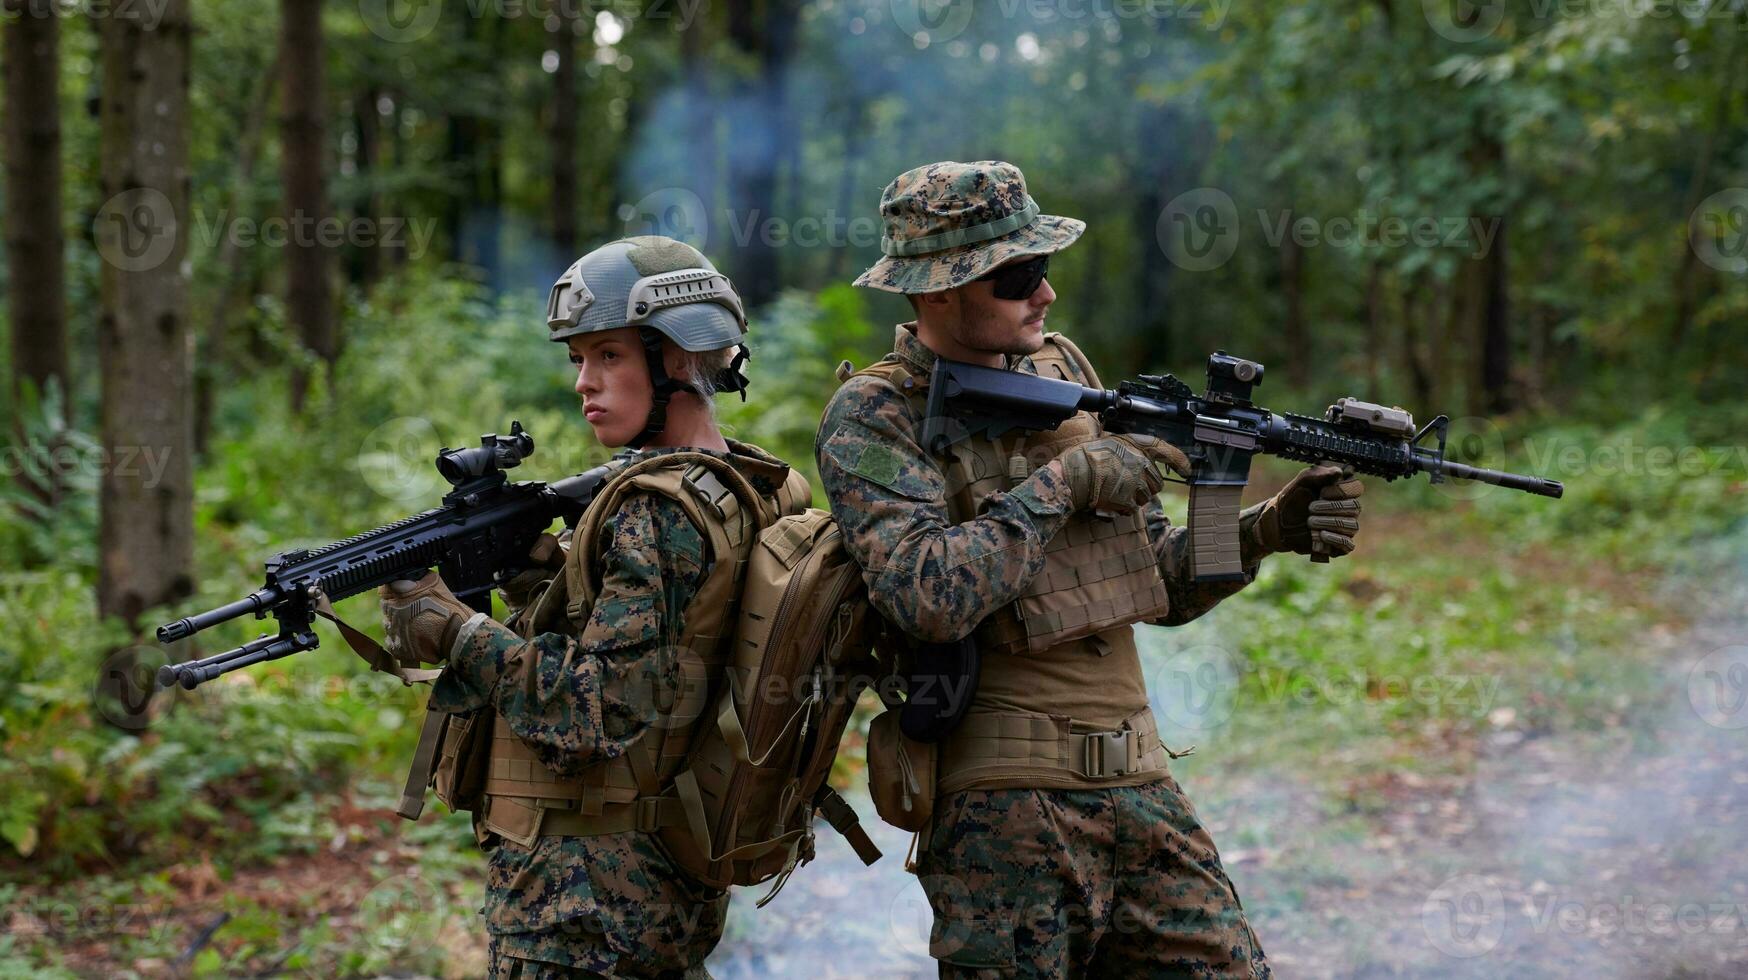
[551, 9, 579, 261]
[681, 3, 714, 240]
[444, 114, 470, 263]
[1670, 27, 1742, 354]
[4, 0, 70, 479]
[724, 0, 797, 308]
[827, 101, 864, 280]
[1528, 298, 1553, 411]
[1280, 232, 1308, 388]
[1364, 260, 1384, 400]
[1134, 179, 1170, 368]
[352, 87, 382, 290]
[445, 15, 502, 283]
[1450, 259, 1479, 417]
[1466, 129, 1512, 415]
[1478, 214, 1512, 413]
[1400, 270, 1435, 410]
[196, 59, 278, 455]
[280, 0, 333, 413]
[1131, 103, 1186, 371]
[385, 94, 406, 268]
[96, 0, 195, 625]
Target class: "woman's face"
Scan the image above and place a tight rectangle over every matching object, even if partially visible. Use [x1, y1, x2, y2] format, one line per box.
[568, 328, 654, 448]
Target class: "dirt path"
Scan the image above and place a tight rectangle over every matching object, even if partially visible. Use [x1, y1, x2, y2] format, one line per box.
[1211, 638, 1748, 978]
[714, 617, 1748, 979]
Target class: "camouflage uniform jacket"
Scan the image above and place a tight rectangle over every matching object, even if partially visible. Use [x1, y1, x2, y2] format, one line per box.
[817, 324, 1268, 732]
[427, 441, 796, 974]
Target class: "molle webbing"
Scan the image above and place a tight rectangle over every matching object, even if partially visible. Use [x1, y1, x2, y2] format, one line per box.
[935, 707, 1168, 794]
[974, 507, 1170, 656]
[479, 452, 767, 844]
[852, 334, 1172, 657]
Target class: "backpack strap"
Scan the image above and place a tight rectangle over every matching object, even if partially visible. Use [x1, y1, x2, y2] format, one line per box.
[1039, 331, 1104, 388]
[566, 450, 768, 618]
[568, 451, 771, 804]
[474, 451, 778, 844]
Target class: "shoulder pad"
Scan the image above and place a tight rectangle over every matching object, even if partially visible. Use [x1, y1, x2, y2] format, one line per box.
[847, 357, 923, 393]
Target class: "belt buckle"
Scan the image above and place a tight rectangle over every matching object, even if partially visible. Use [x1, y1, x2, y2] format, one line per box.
[1083, 730, 1134, 777]
[635, 797, 662, 832]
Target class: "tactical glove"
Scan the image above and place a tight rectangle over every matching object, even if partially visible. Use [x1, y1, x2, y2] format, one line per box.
[497, 531, 568, 618]
[378, 571, 477, 667]
[1250, 464, 1365, 558]
[1056, 433, 1191, 515]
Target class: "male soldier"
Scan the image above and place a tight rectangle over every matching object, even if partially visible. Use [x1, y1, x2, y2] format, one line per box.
[818, 161, 1363, 977]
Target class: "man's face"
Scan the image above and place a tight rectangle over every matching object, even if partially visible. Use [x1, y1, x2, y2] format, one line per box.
[939, 259, 1057, 357]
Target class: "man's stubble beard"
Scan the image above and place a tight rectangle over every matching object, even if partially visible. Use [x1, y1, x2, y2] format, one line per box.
[952, 295, 1045, 358]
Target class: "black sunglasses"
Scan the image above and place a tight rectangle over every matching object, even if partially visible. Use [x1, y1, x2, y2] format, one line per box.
[977, 254, 1050, 300]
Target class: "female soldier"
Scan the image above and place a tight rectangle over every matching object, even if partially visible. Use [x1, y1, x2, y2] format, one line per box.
[378, 236, 810, 978]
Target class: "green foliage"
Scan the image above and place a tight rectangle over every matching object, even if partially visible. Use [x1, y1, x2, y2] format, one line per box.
[1147, 404, 1747, 782]
[0, 379, 99, 568]
[0, 269, 567, 880]
[2, 0, 1744, 970]
[719, 283, 883, 489]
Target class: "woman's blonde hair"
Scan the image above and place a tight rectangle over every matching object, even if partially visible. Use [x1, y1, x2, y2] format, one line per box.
[667, 343, 743, 422]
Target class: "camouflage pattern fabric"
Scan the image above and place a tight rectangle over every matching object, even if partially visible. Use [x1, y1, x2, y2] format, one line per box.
[432, 489, 707, 773]
[485, 831, 727, 978]
[820, 326, 1271, 973]
[853, 161, 1085, 295]
[918, 778, 1271, 978]
[815, 324, 1260, 647]
[431, 444, 793, 972]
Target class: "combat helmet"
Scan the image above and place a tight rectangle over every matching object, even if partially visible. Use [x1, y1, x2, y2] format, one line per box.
[546, 235, 750, 447]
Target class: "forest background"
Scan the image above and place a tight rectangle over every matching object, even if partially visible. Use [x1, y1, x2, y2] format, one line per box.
[1, 0, 1746, 975]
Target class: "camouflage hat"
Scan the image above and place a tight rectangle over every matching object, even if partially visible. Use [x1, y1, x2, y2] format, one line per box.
[853, 160, 1084, 294]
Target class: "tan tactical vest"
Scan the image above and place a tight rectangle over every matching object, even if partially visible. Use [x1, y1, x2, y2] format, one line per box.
[850, 332, 1174, 793]
[477, 449, 811, 847]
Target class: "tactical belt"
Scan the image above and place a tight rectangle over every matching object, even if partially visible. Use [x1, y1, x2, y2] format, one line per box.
[537, 796, 690, 836]
[482, 794, 691, 847]
[936, 707, 1174, 795]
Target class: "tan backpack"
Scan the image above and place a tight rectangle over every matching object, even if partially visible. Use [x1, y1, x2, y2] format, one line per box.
[658, 505, 885, 900]
[409, 452, 884, 898]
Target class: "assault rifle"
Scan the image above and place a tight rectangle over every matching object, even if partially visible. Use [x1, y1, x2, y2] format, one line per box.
[924, 351, 1563, 582]
[155, 421, 616, 689]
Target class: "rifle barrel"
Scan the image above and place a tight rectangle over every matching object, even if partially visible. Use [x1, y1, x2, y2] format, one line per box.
[156, 588, 280, 643]
[1417, 452, 1564, 497]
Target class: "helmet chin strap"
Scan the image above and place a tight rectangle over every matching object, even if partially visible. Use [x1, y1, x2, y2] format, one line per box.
[628, 328, 685, 450]
[717, 346, 751, 401]
[627, 332, 751, 450]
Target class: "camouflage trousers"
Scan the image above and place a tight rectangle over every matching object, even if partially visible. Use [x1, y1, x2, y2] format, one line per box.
[482, 829, 728, 978]
[916, 775, 1270, 978]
